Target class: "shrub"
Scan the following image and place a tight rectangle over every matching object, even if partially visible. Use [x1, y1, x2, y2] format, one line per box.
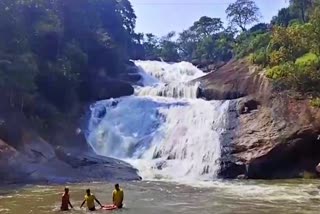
[295, 53, 320, 69]
[249, 50, 268, 66]
[269, 48, 290, 66]
[266, 62, 296, 80]
[311, 97, 320, 108]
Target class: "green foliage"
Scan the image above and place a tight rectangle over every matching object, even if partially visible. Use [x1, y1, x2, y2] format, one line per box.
[234, 26, 271, 59]
[159, 32, 180, 62]
[289, 0, 314, 22]
[266, 55, 320, 94]
[271, 8, 299, 27]
[226, 0, 260, 31]
[309, 7, 320, 55]
[142, 16, 233, 64]
[248, 50, 268, 66]
[0, 53, 38, 92]
[295, 53, 320, 68]
[310, 97, 320, 107]
[269, 24, 312, 66]
[266, 62, 296, 80]
[190, 16, 223, 37]
[0, 0, 138, 112]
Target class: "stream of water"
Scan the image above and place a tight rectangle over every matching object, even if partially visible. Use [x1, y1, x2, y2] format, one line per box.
[1, 180, 320, 214]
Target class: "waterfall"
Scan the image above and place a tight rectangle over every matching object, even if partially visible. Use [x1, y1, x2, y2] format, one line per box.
[135, 82, 201, 99]
[87, 60, 230, 181]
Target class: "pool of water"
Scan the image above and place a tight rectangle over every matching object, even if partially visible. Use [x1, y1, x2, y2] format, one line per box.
[1, 180, 320, 214]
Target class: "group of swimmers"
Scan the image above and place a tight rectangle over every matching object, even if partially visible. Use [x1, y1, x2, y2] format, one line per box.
[61, 184, 124, 211]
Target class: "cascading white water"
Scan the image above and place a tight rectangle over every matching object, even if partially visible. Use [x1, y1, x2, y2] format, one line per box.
[87, 60, 231, 182]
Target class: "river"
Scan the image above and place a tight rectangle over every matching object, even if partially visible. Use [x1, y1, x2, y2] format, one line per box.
[1, 180, 320, 213]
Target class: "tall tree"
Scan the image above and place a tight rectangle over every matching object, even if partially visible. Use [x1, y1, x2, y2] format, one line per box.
[226, 0, 260, 31]
[177, 29, 198, 61]
[159, 32, 180, 62]
[190, 16, 223, 38]
[289, 0, 314, 22]
[271, 7, 298, 27]
[142, 33, 160, 60]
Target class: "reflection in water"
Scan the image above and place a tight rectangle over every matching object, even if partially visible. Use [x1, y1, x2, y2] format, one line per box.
[1, 180, 320, 214]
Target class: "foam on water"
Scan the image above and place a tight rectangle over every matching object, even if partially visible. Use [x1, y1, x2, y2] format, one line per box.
[87, 60, 231, 182]
[135, 60, 204, 83]
[135, 82, 201, 99]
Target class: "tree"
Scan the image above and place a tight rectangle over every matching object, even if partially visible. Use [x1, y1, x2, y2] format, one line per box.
[269, 24, 312, 65]
[226, 0, 260, 31]
[190, 16, 223, 38]
[309, 7, 320, 55]
[177, 29, 198, 61]
[0, 0, 141, 112]
[289, 0, 314, 23]
[271, 7, 298, 27]
[159, 32, 180, 62]
[142, 33, 160, 60]
[116, 0, 136, 35]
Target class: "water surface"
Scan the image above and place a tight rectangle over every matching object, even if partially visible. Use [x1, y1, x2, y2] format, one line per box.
[1, 180, 320, 214]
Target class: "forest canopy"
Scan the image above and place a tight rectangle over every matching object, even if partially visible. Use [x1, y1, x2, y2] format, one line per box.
[1, 0, 320, 111]
[0, 0, 143, 111]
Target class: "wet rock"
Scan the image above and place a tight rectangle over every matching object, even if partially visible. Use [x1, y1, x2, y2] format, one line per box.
[201, 60, 320, 179]
[238, 99, 260, 114]
[218, 160, 247, 179]
[196, 60, 268, 100]
[88, 78, 134, 101]
[155, 161, 167, 170]
[247, 129, 320, 179]
[236, 174, 247, 179]
[119, 73, 142, 83]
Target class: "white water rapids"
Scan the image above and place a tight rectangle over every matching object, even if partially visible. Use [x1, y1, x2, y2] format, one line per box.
[87, 60, 231, 182]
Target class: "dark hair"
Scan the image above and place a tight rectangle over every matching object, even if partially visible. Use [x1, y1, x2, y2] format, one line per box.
[86, 189, 90, 193]
[115, 184, 119, 188]
[64, 187, 69, 192]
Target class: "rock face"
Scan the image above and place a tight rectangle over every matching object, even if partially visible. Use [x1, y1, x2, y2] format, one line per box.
[88, 78, 134, 101]
[198, 60, 320, 179]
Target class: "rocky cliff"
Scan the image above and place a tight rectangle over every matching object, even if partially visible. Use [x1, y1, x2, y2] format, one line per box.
[198, 60, 320, 179]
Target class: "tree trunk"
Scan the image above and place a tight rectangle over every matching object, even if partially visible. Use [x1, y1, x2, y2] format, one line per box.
[240, 25, 247, 32]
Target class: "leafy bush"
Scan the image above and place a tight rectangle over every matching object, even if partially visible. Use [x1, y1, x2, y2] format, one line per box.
[295, 53, 320, 69]
[311, 97, 320, 108]
[269, 48, 290, 66]
[248, 50, 268, 66]
[266, 62, 296, 80]
[269, 24, 312, 64]
[234, 32, 271, 59]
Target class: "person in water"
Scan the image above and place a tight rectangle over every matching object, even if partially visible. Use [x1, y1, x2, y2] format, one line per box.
[112, 184, 124, 208]
[80, 189, 103, 211]
[60, 187, 73, 211]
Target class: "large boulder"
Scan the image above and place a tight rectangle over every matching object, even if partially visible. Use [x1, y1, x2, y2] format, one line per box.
[200, 60, 320, 179]
[88, 78, 134, 101]
[196, 60, 269, 100]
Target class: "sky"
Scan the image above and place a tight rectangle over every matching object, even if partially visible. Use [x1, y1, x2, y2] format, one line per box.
[130, 0, 289, 37]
